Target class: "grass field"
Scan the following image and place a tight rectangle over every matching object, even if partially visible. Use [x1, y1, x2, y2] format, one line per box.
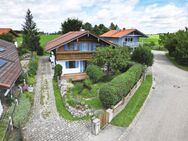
[111, 74, 152, 127]
[139, 34, 159, 45]
[16, 34, 60, 48]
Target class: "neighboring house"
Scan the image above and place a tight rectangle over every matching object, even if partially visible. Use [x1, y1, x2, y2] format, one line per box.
[45, 31, 115, 81]
[100, 28, 147, 48]
[0, 39, 22, 117]
[0, 28, 19, 39]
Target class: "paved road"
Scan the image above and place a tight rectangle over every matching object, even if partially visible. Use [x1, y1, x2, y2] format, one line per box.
[120, 51, 188, 141]
[23, 57, 90, 141]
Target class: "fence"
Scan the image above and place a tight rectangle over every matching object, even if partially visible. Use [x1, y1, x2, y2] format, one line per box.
[1, 87, 22, 141]
[98, 75, 144, 131]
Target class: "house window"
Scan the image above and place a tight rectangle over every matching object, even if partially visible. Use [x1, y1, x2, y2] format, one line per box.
[0, 59, 7, 68]
[65, 61, 79, 69]
[125, 38, 127, 42]
[0, 47, 5, 52]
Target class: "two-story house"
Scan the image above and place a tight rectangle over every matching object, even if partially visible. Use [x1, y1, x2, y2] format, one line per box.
[45, 31, 115, 81]
[100, 28, 147, 48]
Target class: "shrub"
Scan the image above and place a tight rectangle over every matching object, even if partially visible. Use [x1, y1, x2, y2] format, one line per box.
[37, 46, 44, 56]
[86, 64, 104, 83]
[99, 85, 120, 109]
[99, 64, 144, 109]
[28, 55, 39, 76]
[73, 83, 83, 94]
[53, 64, 62, 81]
[80, 89, 90, 98]
[132, 47, 153, 66]
[18, 47, 29, 56]
[83, 78, 92, 89]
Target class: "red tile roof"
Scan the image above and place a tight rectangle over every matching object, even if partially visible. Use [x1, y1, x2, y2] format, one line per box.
[100, 29, 146, 38]
[0, 28, 18, 37]
[45, 31, 116, 51]
[0, 39, 22, 88]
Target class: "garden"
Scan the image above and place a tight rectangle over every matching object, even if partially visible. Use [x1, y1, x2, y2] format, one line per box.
[53, 46, 154, 123]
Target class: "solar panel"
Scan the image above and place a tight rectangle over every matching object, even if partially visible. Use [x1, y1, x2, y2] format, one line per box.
[0, 47, 5, 52]
[0, 59, 7, 67]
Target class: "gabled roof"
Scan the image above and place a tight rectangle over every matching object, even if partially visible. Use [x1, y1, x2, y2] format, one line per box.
[0, 28, 18, 37]
[45, 31, 116, 51]
[100, 29, 147, 38]
[0, 39, 22, 88]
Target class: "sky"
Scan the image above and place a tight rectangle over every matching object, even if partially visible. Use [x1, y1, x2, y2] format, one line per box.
[0, 0, 188, 34]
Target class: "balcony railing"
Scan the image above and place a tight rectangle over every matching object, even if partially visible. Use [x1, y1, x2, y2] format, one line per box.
[56, 51, 94, 60]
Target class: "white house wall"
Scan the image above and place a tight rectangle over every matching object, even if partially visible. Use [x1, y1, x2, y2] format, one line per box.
[56, 60, 81, 75]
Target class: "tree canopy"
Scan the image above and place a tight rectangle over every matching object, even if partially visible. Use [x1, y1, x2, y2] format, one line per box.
[92, 46, 130, 74]
[159, 27, 188, 65]
[0, 33, 14, 43]
[61, 18, 83, 34]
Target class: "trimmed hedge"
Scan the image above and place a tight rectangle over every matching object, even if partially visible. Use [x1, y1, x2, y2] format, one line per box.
[99, 64, 144, 109]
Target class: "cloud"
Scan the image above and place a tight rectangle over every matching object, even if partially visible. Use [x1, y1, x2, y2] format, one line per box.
[0, 0, 187, 34]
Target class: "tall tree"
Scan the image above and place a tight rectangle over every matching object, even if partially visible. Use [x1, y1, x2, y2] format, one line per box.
[92, 24, 109, 35]
[22, 9, 40, 52]
[61, 18, 82, 34]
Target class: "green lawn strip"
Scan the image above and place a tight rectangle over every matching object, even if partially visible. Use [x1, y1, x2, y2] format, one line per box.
[9, 92, 33, 127]
[166, 54, 188, 72]
[85, 98, 103, 109]
[40, 34, 60, 48]
[111, 74, 152, 127]
[0, 113, 9, 139]
[16, 34, 60, 48]
[53, 80, 89, 121]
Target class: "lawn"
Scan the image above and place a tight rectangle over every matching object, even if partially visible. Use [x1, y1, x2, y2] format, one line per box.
[16, 34, 60, 48]
[111, 74, 152, 127]
[166, 54, 188, 72]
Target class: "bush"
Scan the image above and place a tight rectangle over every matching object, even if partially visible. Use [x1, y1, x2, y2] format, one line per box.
[80, 89, 90, 98]
[28, 55, 39, 76]
[86, 64, 104, 83]
[132, 47, 153, 66]
[53, 64, 62, 81]
[37, 46, 44, 56]
[83, 78, 92, 89]
[73, 83, 83, 94]
[99, 64, 144, 109]
[99, 85, 120, 109]
[18, 47, 30, 56]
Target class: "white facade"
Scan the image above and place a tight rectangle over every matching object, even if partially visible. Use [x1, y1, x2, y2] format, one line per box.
[56, 60, 86, 75]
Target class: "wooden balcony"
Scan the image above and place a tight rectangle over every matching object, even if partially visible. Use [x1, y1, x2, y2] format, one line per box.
[62, 73, 87, 81]
[56, 51, 94, 60]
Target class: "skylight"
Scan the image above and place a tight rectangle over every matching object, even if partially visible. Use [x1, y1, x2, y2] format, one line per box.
[0, 47, 5, 52]
[0, 59, 7, 68]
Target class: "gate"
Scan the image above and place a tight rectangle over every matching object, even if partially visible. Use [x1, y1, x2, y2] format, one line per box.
[99, 111, 109, 129]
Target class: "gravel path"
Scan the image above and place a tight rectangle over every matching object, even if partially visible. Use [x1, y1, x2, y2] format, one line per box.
[23, 57, 90, 141]
[119, 51, 188, 141]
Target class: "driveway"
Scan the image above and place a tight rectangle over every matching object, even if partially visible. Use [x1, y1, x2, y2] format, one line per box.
[23, 57, 90, 141]
[119, 51, 188, 141]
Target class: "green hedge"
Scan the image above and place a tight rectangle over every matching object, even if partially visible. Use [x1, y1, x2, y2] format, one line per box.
[99, 64, 144, 109]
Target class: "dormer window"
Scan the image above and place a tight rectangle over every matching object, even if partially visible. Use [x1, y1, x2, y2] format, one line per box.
[0, 59, 7, 68]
